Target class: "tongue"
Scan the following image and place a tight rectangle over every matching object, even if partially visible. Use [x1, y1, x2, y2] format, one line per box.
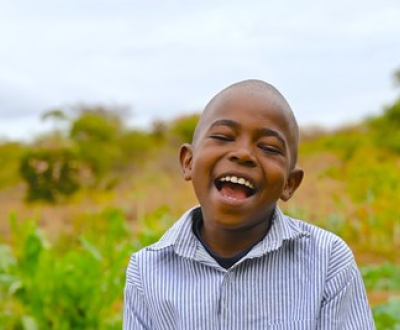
[220, 182, 248, 200]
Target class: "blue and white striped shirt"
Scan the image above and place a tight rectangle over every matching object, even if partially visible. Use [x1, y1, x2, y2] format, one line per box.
[124, 207, 375, 329]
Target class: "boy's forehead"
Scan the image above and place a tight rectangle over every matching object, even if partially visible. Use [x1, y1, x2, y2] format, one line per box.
[202, 86, 291, 126]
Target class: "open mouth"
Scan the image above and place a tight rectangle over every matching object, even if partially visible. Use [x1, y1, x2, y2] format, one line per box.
[214, 175, 256, 200]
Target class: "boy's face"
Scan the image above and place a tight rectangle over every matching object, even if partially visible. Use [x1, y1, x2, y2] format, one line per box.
[180, 87, 303, 231]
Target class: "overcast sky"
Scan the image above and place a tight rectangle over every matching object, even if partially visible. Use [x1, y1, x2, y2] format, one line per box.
[1, 0, 400, 141]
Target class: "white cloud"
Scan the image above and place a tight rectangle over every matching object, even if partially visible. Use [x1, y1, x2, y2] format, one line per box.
[0, 0, 399, 140]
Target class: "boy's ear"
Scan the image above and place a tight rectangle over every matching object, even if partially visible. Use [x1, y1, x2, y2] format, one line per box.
[280, 167, 304, 202]
[179, 143, 194, 181]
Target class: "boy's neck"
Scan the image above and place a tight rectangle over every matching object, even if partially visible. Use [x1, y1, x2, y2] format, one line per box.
[199, 215, 273, 258]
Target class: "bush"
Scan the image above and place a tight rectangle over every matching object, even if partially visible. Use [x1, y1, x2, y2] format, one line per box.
[70, 112, 123, 180]
[19, 149, 81, 202]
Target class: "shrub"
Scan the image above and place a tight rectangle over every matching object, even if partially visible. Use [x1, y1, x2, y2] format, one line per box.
[19, 149, 81, 202]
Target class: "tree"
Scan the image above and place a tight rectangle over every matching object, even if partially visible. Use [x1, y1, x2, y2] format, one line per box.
[41, 109, 69, 135]
[69, 107, 126, 180]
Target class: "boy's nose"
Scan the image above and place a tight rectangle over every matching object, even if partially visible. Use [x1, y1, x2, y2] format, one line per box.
[228, 145, 257, 167]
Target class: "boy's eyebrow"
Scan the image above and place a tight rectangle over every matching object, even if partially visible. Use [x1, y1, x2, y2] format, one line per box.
[259, 128, 286, 145]
[209, 119, 286, 145]
[209, 119, 239, 129]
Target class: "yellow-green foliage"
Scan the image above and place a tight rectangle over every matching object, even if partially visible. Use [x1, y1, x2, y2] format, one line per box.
[0, 142, 27, 189]
[361, 263, 400, 328]
[298, 125, 400, 260]
[0, 208, 174, 330]
[169, 113, 200, 144]
[373, 297, 400, 329]
[69, 111, 125, 178]
[369, 97, 400, 153]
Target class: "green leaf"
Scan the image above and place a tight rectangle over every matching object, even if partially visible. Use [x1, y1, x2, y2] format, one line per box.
[80, 237, 103, 261]
[0, 245, 16, 270]
[21, 315, 39, 330]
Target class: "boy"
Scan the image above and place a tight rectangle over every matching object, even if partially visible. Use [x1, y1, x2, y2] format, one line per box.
[123, 80, 375, 329]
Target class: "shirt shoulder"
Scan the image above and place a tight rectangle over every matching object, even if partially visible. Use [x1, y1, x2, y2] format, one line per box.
[293, 217, 349, 249]
[287, 216, 356, 277]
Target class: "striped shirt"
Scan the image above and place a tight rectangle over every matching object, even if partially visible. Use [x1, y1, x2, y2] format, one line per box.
[124, 206, 375, 329]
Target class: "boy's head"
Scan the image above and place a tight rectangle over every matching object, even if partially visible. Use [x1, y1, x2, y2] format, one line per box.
[180, 79, 303, 230]
[194, 80, 300, 169]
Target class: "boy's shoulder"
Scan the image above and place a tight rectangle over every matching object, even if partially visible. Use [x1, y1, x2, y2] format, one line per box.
[290, 215, 348, 248]
[287, 214, 354, 257]
[284, 214, 357, 278]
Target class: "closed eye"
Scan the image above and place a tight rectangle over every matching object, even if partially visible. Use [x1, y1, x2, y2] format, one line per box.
[210, 134, 234, 142]
[258, 144, 283, 155]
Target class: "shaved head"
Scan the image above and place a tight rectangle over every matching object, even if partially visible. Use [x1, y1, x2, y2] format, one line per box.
[193, 79, 300, 168]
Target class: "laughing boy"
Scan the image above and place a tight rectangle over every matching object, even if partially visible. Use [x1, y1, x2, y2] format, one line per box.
[123, 80, 375, 329]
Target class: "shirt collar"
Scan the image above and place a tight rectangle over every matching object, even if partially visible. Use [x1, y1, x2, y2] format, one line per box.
[148, 205, 310, 260]
[148, 207, 199, 259]
[247, 207, 310, 258]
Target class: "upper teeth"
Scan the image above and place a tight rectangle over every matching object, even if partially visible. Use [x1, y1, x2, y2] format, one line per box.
[219, 176, 255, 189]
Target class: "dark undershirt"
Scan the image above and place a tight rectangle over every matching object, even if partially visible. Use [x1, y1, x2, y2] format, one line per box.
[192, 208, 272, 269]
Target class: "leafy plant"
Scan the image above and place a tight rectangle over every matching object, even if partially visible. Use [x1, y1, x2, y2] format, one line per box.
[0, 205, 174, 330]
[373, 298, 400, 330]
[361, 263, 400, 291]
[0, 210, 133, 329]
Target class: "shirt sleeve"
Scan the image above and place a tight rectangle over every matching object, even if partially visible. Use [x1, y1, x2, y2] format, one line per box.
[123, 255, 153, 330]
[317, 242, 375, 329]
